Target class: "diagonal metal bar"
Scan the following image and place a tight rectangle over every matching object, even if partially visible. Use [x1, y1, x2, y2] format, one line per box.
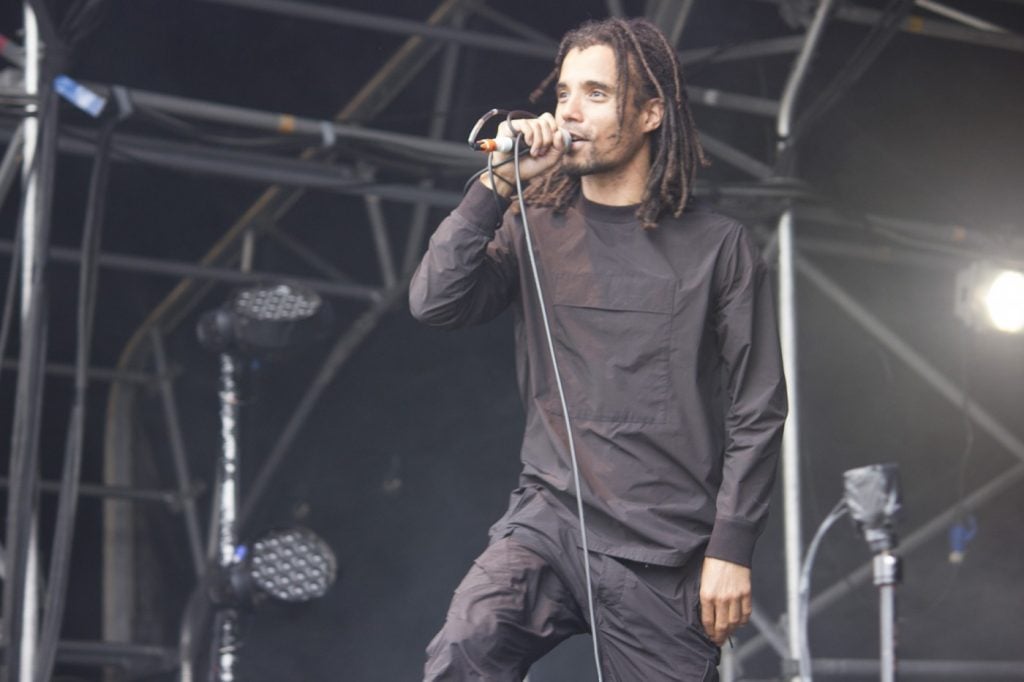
[699, 132, 774, 179]
[0, 120, 24, 209]
[799, 255, 1024, 465]
[749, 602, 790, 658]
[916, 0, 1009, 32]
[837, 3, 1024, 52]
[198, 0, 556, 59]
[462, 0, 558, 47]
[264, 227, 355, 283]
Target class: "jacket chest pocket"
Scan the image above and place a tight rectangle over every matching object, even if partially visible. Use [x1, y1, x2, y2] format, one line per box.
[542, 272, 674, 424]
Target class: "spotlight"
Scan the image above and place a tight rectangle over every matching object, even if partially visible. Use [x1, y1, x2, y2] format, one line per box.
[214, 527, 338, 607]
[956, 263, 1024, 334]
[247, 527, 337, 603]
[198, 282, 329, 353]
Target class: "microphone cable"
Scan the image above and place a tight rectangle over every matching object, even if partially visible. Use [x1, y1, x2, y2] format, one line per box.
[495, 129, 605, 682]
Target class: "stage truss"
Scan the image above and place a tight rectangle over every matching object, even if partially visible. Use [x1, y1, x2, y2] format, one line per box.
[1, 0, 1023, 679]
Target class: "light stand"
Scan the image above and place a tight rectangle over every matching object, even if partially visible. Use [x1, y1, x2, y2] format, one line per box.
[209, 352, 243, 682]
[191, 282, 336, 682]
[843, 464, 902, 682]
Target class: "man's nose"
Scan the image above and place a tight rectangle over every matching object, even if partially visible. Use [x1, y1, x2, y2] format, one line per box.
[558, 95, 583, 122]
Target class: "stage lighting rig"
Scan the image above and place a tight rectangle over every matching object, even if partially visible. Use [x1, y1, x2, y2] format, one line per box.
[956, 262, 1024, 334]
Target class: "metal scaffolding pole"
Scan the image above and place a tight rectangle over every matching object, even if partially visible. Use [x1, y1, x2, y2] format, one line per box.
[774, 2, 836, 678]
[1, 4, 58, 679]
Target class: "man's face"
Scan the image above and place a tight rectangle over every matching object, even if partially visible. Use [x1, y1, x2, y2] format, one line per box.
[555, 44, 655, 179]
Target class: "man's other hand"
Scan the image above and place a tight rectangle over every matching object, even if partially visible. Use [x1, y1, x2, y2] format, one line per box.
[699, 556, 752, 646]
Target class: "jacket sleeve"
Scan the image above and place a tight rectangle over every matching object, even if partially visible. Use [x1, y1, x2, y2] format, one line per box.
[704, 223, 788, 567]
[408, 180, 520, 328]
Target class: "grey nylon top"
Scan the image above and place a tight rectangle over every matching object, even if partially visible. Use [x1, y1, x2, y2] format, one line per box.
[409, 181, 787, 567]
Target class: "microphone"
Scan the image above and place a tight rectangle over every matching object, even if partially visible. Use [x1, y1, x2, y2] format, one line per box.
[473, 129, 572, 153]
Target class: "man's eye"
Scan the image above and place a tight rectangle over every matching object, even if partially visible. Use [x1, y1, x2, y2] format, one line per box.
[590, 91, 606, 99]
[557, 91, 568, 100]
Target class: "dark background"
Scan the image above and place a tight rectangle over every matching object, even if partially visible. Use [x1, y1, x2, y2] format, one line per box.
[1, 0, 1023, 680]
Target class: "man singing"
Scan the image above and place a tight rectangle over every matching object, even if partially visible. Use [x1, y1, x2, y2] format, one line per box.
[410, 16, 787, 681]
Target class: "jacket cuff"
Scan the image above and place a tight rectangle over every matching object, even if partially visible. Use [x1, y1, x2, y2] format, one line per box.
[456, 177, 511, 235]
[704, 516, 760, 567]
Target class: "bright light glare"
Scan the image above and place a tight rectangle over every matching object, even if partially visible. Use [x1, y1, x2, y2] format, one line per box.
[984, 270, 1024, 333]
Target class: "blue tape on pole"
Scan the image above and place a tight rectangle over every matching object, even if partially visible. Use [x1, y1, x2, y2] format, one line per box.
[54, 75, 107, 117]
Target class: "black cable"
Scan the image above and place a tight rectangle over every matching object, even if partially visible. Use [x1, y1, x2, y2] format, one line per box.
[33, 109, 119, 682]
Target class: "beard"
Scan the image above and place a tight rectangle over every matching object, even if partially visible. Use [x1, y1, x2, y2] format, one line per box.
[560, 131, 646, 178]
[561, 153, 617, 177]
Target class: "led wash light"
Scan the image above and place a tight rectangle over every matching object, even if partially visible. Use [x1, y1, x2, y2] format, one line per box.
[247, 528, 337, 603]
[956, 263, 1024, 334]
[198, 282, 328, 352]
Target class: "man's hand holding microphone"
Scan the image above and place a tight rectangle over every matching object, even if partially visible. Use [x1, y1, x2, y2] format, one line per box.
[479, 113, 570, 199]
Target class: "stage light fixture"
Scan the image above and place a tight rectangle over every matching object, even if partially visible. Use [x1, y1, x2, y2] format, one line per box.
[198, 282, 328, 353]
[246, 527, 337, 603]
[955, 263, 1024, 334]
[212, 527, 338, 607]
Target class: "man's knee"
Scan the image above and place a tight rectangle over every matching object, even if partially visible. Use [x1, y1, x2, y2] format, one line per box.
[424, 613, 522, 681]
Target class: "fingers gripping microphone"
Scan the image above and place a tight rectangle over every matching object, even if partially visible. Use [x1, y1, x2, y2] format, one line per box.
[473, 129, 572, 153]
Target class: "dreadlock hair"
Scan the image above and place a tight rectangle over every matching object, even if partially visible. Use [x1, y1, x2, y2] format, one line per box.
[521, 17, 708, 230]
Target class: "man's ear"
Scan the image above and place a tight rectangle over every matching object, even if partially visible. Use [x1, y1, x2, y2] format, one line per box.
[641, 98, 665, 133]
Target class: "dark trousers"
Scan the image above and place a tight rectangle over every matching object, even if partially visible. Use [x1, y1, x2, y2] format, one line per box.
[424, 524, 719, 681]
